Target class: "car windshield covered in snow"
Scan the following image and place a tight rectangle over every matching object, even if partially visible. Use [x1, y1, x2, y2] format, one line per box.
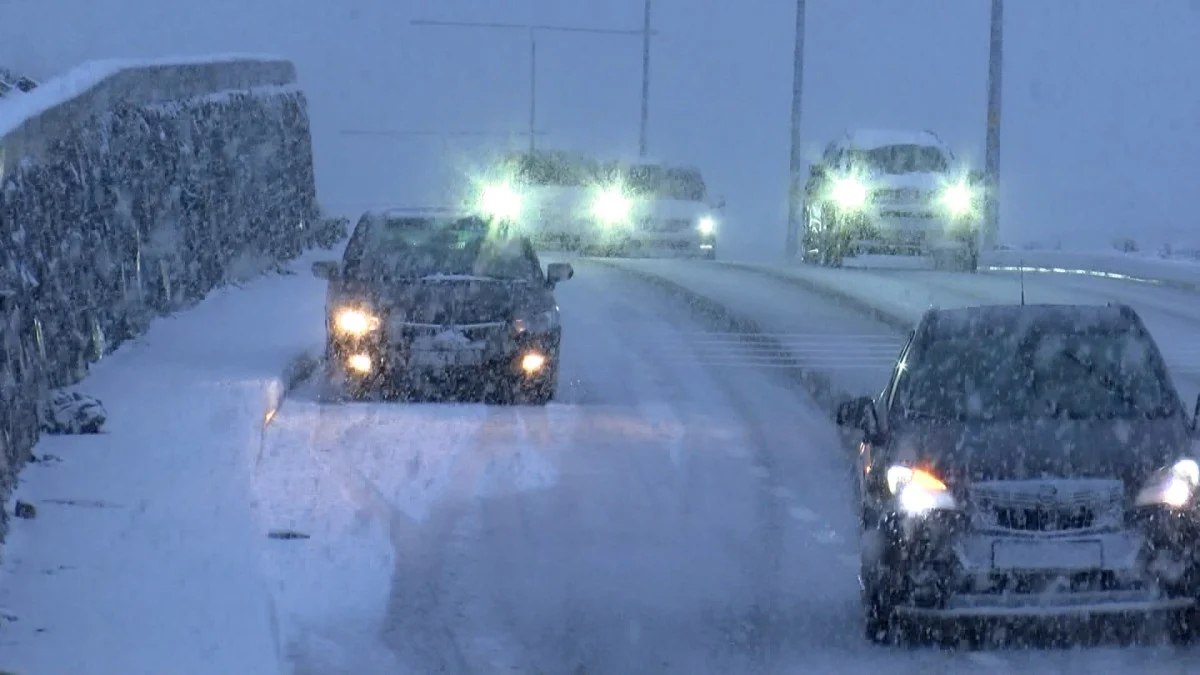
[623, 163, 706, 201]
[848, 144, 948, 174]
[895, 311, 1178, 422]
[342, 215, 541, 282]
[511, 151, 602, 187]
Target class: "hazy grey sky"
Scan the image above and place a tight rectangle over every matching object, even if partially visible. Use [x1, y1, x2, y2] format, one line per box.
[2, 1, 1198, 259]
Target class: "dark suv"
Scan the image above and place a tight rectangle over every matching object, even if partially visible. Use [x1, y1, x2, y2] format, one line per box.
[312, 210, 573, 403]
[837, 303, 1200, 643]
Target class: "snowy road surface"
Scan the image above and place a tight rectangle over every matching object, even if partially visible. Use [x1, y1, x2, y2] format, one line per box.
[4, 252, 1200, 674]
[256, 259, 1197, 673]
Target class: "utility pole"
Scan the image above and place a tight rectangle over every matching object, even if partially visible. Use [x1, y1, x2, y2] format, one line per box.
[983, 0, 1004, 250]
[412, 17, 656, 155]
[638, 0, 652, 157]
[529, 31, 537, 153]
[785, 0, 807, 260]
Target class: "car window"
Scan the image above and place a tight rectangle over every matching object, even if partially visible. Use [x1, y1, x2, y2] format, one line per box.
[343, 216, 541, 282]
[895, 327, 1177, 422]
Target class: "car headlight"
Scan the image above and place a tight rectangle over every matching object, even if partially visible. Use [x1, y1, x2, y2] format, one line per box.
[886, 466, 957, 515]
[479, 182, 523, 221]
[697, 215, 716, 236]
[513, 309, 559, 334]
[1136, 458, 1200, 509]
[940, 182, 976, 217]
[831, 177, 868, 211]
[591, 188, 632, 227]
[333, 307, 381, 336]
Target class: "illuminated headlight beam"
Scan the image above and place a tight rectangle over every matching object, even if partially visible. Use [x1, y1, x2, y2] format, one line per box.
[479, 182, 523, 221]
[697, 215, 716, 236]
[831, 177, 868, 211]
[591, 188, 632, 227]
[940, 183, 976, 217]
[334, 308, 380, 336]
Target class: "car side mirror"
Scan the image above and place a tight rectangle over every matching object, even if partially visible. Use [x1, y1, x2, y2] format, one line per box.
[546, 262, 574, 288]
[836, 395, 880, 436]
[312, 260, 341, 281]
[712, 196, 727, 211]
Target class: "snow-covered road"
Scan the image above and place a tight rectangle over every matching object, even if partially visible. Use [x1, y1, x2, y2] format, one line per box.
[4, 252, 1200, 674]
[257, 258, 1199, 673]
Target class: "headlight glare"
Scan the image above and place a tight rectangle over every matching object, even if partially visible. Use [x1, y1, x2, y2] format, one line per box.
[334, 308, 381, 336]
[479, 182, 523, 221]
[1137, 458, 1200, 508]
[831, 177, 868, 210]
[591, 188, 632, 226]
[940, 182, 975, 217]
[886, 466, 956, 515]
[697, 215, 716, 236]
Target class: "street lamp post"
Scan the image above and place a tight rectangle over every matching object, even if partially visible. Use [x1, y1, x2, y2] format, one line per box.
[639, 0, 652, 157]
[983, 0, 1004, 250]
[785, 0, 807, 260]
[411, 17, 655, 155]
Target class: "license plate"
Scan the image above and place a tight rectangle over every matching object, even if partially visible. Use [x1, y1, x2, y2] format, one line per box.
[992, 540, 1102, 570]
[410, 349, 483, 367]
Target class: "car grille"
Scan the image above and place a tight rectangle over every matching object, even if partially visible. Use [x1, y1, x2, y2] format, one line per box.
[640, 218, 694, 233]
[872, 187, 932, 204]
[970, 480, 1124, 533]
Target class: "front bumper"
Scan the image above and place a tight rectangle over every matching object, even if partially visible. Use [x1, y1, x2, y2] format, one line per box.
[872, 505, 1200, 620]
[329, 322, 559, 384]
[836, 209, 978, 255]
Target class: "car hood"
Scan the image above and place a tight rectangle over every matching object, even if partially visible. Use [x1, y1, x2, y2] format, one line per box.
[334, 276, 543, 326]
[528, 185, 589, 217]
[640, 199, 710, 219]
[890, 417, 1189, 491]
[866, 171, 946, 191]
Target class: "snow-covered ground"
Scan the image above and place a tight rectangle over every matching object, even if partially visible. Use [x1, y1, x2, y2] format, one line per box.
[984, 248, 1200, 292]
[0, 252, 329, 675]
[714, 260, 1200, 410]
[4, 250, 1200, 674]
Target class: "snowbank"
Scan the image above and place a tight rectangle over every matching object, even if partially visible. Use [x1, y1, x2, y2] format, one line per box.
[0, 252, 328, 675]
[983, 248, 1200, 292]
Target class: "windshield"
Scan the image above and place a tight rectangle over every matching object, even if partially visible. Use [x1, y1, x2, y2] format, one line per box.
[848, 144, 948, 174]
[343, 216, 540, 281]
[896, 328, 1177, 421]
[511, 151, 602, 187]
[625, 164, 706, 200]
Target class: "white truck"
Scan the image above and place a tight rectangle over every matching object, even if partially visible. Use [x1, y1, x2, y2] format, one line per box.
[801, 129, 983, 272]
[477, 150, 721, 259]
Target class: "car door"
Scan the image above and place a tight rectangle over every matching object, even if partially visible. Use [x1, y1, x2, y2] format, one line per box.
[857, 329, 914, 509]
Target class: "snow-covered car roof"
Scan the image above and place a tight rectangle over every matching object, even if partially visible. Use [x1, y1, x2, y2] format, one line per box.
[837, 129, 947, 151]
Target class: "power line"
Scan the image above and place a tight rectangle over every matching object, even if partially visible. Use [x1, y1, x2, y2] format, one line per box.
[412, 10, 657, 155]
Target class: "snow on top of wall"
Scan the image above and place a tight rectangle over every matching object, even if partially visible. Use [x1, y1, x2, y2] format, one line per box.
[0, 53, 290, 139]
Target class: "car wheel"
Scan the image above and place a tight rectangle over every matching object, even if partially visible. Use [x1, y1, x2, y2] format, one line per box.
[862, 569, 902, 644]
[1169, 606, 1200, 645]
[818, 205, 849, 267]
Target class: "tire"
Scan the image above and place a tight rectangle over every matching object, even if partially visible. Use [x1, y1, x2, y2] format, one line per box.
[818, 204, 851, 267]
[862, 569, 902, 644]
